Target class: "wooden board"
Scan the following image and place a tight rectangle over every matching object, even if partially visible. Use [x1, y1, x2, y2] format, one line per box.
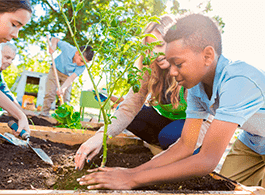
[0, 123, 141, 146]
[0, 189, 263, 195]
[0, 123, 264, 195]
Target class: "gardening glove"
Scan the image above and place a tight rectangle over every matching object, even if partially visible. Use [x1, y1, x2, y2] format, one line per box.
[75, 132, 104, 170]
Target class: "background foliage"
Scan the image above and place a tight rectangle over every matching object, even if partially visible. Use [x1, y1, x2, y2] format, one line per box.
[4, 0, 224, 107]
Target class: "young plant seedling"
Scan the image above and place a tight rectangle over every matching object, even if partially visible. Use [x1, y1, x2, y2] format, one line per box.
[57, 0, 160, 166]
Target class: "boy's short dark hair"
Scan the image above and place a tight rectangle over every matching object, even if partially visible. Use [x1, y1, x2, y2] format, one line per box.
[164, 14, 222, 56]
[80, 45, 94, 61]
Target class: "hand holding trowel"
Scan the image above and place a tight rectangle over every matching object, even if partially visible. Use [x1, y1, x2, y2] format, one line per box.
[46, 33, 64, 105]
[7, 120, 53, 165]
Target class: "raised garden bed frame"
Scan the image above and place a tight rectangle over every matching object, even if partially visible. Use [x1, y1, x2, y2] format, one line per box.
[0, 123, 264, 195]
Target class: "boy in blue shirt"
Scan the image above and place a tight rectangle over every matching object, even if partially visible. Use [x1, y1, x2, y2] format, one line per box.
[165, 14, 265, 187]
[77, 13, 265, 189]
[41, 37, 94, 116]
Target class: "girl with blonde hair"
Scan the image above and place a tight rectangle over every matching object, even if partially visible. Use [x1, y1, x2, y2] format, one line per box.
[75, 15, 212, 170]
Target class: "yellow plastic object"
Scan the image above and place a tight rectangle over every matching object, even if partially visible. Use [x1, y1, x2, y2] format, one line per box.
[22, 95, 35, 110]
[79, 91, 111, 121]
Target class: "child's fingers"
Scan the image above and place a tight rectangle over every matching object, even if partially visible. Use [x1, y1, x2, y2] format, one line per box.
[12, 130, 20, 137]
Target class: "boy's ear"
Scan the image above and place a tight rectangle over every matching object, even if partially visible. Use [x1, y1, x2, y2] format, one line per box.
[203, 46, 215, 66]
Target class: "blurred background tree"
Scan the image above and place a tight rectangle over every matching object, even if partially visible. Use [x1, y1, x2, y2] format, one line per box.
[5, 0, 224, 107]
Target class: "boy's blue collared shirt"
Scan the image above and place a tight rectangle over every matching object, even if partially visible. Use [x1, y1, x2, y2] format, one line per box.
[55, 41, 85, 77]
[186, 55, 265, 154]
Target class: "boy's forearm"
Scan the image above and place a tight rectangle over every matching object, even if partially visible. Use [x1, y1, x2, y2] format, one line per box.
[132, 118, 203, 173]
[132, 121, 239, 188]
[129, 119, 238, 189]
[50, 37, 59, 51]
[61, 73, 77, 91]
[131, 153, 214, 188]
[131, 139, 193, 174]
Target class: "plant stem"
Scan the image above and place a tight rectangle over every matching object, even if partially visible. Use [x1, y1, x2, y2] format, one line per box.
[58, 0, 110, 166]
[101, 115, 109, 167]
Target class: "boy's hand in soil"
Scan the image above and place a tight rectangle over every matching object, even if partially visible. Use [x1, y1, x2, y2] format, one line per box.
[75, 132, 104, 170]
[77, 167, 135, 190]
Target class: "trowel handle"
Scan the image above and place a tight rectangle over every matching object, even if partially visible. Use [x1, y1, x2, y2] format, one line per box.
[7, 120, 30, 140]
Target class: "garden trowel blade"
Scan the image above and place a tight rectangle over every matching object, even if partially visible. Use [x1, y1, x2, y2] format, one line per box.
[27, 139, 54, 166]
[7, 120, 53, 166]
[0, 133, 28, 148]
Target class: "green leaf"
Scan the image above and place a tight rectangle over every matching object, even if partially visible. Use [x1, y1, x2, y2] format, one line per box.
[132, 83, 140, 93]
[111, 19, 118, 27]
[127, 17, 131, 23]
[116, 7, 125, 11]
[149, 15, 160, 21]
[142, 56, 151, 65]
[142, 67, 152, 75]
[76, 1, 84, 12]
[140, 33, 157, 40]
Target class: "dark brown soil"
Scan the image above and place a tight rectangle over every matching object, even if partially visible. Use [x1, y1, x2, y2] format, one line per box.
[0, 115, 236, 192]
[0, 135, 235, 192]
[0, 115, 57, 127]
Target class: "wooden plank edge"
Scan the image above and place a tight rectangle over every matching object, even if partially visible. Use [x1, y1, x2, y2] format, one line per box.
[0, 123, 264, 194]
[0, 189, 257, 195]
[0, 123, 141, 146]
[210, 172, 265, 195]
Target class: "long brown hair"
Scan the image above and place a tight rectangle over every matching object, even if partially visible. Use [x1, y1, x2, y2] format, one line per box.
[139, 15, 182, 108]
[0, 0, 32, 13]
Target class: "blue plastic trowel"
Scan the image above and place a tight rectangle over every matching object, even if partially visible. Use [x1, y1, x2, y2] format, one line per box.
[2, 121, 54, 165]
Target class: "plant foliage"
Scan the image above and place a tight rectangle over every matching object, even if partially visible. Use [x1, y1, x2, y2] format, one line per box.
[51, 102, 82, 129]
[57, 0, 162, 166]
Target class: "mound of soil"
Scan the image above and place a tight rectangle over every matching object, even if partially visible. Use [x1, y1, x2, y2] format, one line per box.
[0, 115, 57, 127]
[0, 135, 235, 192]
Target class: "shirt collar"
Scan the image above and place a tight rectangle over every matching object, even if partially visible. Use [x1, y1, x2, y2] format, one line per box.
[192, 55, 229, 103]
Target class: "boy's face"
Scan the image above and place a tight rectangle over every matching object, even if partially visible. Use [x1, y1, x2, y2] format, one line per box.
[73, 51, 89, 66]
[165, 39, 209, 89]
